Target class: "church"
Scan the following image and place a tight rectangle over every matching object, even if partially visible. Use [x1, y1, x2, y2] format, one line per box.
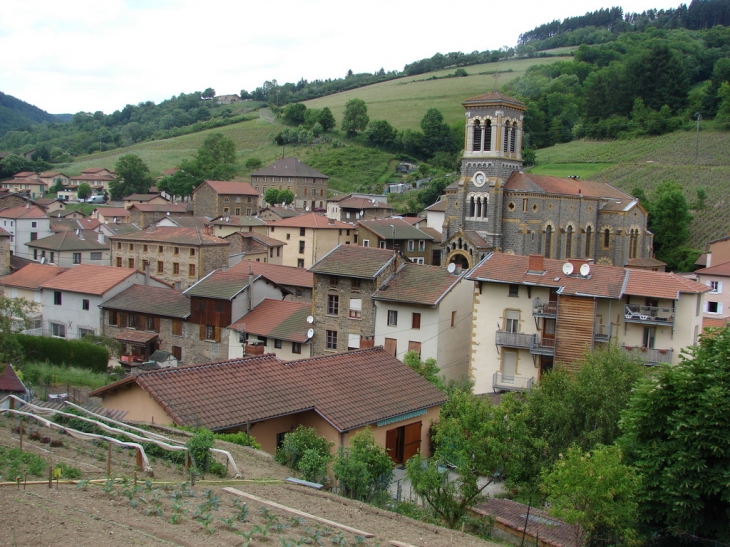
[440, 91, 651, 269]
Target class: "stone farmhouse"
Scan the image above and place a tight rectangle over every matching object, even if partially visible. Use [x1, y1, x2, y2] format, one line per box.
[466, 253, 709, 395]
[251, 158, 329, 212]
[26, 229, 110, 267]
[358, 218, 435, 265]
[193, 180, 259, 219]
[441, 91, 650, 269]
[326, 194, 394, 222]
[227, 260, 313, 302]
[225, 231, 285, 265]
[89, 347, 445, 462]
[127, 203, 191, 229]
[109, 226, 229, 289]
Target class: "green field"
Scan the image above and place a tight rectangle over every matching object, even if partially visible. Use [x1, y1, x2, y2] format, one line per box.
[527, 162, 614, 179]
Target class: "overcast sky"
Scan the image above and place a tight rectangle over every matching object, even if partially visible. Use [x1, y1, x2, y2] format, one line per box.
[1, 0, 680, 115]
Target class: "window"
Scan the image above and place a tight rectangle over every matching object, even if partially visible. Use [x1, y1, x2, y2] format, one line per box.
[351, 278, 361, 290]
[643, 327, 656, 349]
[79, 328, 94, 339]
[362, 240, 369, 247]
[51, 323, 66, 338]
[710, 281, 722, 293]
[451, 310, 457, 327]
[408, 341, 422, 356]
[172, 320, 183, 336]
[412, 312, 421, 329]
[349, 298, 362, 319]
[603, 229, 610, 249]
[545, 225, 552, 258]
[33, 249, 37, 260]
[90, 252, 102, 260]
[565, 226, 573, 258]
[54, 291, 62, 305]
[82, 299, 90, 311]
[508, 284, 519, 297]
[300, 228, 305, 237]
[188, 264, 196, 277]
[173, 263, 180, 275]
[158, 245, 163, 253]
[128, 243, 134, 251]
[73, 252, 81, 264]
[292, 342, 302, 354]
[258, 335, 268, 346]
[109, 311, 119, 326]
[31, 221, 37, 228]
[407, 240, 415, 252]
[286, 233, 291, 240]
[116, 256, 122, 267]
[173, 247, 179, 255]
[190, 248, 196, 257]
[329, 276, 339, 287]
[707, 301, 723, 314]
[128, 258, 134, 269]
[274, 339, 283, 349]
[156, 261, 164, 274]
[379, 241, 386, 249]
[327, 294, 339, 315]
[326, 329, 337, 350]
[171, 346, 182, 360]
[30, 232, 37, 241]
[505, 310, 520, 332]
[299, 241, 305, 254]
[146, 316, 156, 331]
[585, 226, 592, 257]
[128, 314, 137, 328]
[297, 259, 304, 268]
[388, 310, 398, 326]
[116, 242, 122, 250]
[413, 257, 425, 264]
[384, 337, 397, 356]
[418, 240, 426, 251]
[143, 245, 148, 252]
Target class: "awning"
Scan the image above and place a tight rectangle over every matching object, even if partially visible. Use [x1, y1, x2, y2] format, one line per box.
[115, 330, 158, 347]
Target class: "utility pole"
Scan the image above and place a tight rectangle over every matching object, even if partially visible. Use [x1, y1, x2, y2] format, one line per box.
[695, 112, 701, 165]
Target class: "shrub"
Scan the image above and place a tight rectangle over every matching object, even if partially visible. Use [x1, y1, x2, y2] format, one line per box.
[297, 448, 330, 485]
[186, 429, 214, 476]
[213, 431, 261, 450]
[274, 426, 332, 472]
[333, 428, 393, 503]
[17, 334, 109, 372]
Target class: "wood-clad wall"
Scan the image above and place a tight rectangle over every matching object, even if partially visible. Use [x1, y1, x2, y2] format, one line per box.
[555, 295, 595, 372]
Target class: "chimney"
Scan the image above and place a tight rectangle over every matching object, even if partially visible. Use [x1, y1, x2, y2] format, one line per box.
[393, 244, 400, 271]
[328, 218, 334, 225]
[97, 232, 104, 244]
[248, 264, 254, 311]
[528, 254, 544, 272]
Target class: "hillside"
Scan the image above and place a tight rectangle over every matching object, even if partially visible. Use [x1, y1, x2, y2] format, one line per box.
[532, 130, 730, 248]
[0, 91, 63, 137]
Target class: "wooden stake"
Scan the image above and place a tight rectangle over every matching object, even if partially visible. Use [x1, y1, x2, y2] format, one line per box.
[135, 448, 142, 471]
[107, 442, 112, 477]
[133, 471, 137, 487]
[48, 465, 52, 489]
[19, 424, 23, 452]
[23, 473, 27, 491]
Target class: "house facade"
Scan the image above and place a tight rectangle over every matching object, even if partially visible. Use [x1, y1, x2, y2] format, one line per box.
[326, 194, 394, 222]
[26, 230, 110, 267]
[466, 254, 709, 395]
[695, 261, 730, 321]
[251, 158, 329, 211]
[358, 218, 435, 264]
[0, 263, 69, 334]
[193, 180, 259, 219]
[0, 205, 52, 260]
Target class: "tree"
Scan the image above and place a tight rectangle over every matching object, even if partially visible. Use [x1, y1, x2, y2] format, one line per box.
[619, 325, 730, 541]
[245, 157, 263, 171]
[542, 445, 639, 547]
[649, 181, 692, 270]
[0, 155, 31, 179]
[274, 425, 332, 472]
[283, 103, 307, 125]
[264, 187, 280, 205]
[366, 120, 397, 147]
[333, 428, 393, 502]
[420, 108, 458, 159]
[404, 350, 445, 390]
[110, 154, 153, 199]
[341, 98, 369, 136]
[318, 107, 336, 132]
[0, 295, 39, 371]
[278, 189, 294, 205]
[77, 183, 92, 201]
[201, 88, 216, 100]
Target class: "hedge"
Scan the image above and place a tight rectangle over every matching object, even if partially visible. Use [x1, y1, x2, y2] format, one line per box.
[17, 334, 109, 373]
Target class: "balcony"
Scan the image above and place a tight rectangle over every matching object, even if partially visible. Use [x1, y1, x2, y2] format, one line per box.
[624, 305, 675, 326]
[493, 371, 535, 392]
[621, 344, 673, 365]
[533, 298, 557, 318]
[594, 323, 613, 343]
[495, 331, 555, 356]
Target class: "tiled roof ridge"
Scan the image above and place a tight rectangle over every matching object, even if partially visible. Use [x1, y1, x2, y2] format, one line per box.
[284, 346, 384, 367]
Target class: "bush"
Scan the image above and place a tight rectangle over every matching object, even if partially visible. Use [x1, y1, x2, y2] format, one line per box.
[274, 425, 332, 472]
[17, 334, 109, 372]
[333, 428, 393, 503]
[186, 429, 214, 476]
[298, 448, 330, 485]
[213, 431, 261, 450]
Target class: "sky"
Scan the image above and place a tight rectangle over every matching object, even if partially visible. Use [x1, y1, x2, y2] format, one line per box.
[1, 0, 681, 115]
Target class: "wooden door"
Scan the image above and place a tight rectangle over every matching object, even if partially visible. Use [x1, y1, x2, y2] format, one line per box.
[403, 422, 422, 462]
[385, 428, 399, 463]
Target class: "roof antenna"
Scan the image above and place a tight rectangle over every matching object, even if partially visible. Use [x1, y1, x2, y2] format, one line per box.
[492, 65, 501, 92]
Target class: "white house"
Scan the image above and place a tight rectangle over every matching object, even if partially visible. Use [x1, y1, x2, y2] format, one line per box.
[39, 264, 169, 340]
[695, 260, 730, 321]
[0, 205, 52, 260]
[372, 263, 472, 383]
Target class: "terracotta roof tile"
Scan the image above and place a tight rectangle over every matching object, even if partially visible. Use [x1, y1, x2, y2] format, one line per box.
[115, 330, 158, 344]
[27, 230, 108, 252]
[420, 227, 443, 244]
[97, 207, 130, 217]
[266, 213, 351, 229]
[504, 172, 632, 200]
[0, 365, 26, 393]
[0, 205, 48, 219]
[624, 269, 710, 299]
[358, 218, 433, 241]
[0, 263, 68, 290]
[109, 227, 227, 246]
[228, 261, 313, 288]
[337, 196, 393, 210]
[90, 347, 445, 431]
[128, 203, 189, 213]
[251, 158, 328, 179]
[425, 198, 447, 212]
[696, 261, 730, 277]
[100, 285, 190, 318]
[462, 91, 527, 110]
[196, 180, 258, 195]
[625, 257, 667, 268]
[40, 264, 138, 295]
[373, 264, 465, 305]
[229, 299, 311, 342]
[309, 244, 395, 279]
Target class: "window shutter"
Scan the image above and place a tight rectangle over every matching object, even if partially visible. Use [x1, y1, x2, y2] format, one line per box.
[215, 327, 221, 342]
[350, 298, 362, 311]
[718, 282, 724, 293]
[412, 313, 421, 329]
[719, 303, 724, 315]
[408, 341, 421, 356]
[154, 317, 160, 332]
[199, 324, 205, 340]
[120, 312, 128, 327]
[348, 333, 360, 349]
[384, 337, 397, 356]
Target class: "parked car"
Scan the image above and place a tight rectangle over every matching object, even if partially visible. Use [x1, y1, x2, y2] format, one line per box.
[85, 195, 106, 204]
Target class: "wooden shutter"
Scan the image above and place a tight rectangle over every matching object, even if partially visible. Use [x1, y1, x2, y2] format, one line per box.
[171, 346, 182, 360]
[384, 338, 397, 357]
[403, 422, 422, 462]
[199, 324, 206, 340]
[385, 429, 398, 463]
[153, 317, 160, 333]
[412, 313, 421, 329]
[214, 327, 221, 342]
[408, 341, 421, 356]
[119, 312, 128, 328]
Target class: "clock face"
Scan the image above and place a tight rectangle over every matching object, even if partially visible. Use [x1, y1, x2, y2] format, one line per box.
[473, 171, 486, 187]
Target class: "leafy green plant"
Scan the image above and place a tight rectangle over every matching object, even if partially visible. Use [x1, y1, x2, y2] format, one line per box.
[185, 429, 214, 477]
[274, 425, 332, 474]
[333, 428, 393, 503]
[233, 498, 250, 522]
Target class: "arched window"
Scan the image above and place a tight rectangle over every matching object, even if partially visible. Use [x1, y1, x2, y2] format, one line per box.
[482, 196, 488, 218]
[566, 225, 573, 258]
[484, 120, 492, 151]
[469, 197, 476, 217]
[545, 225, 552, 259]
[476, 197, 482, 218]
[585, 226, 592, 257]
[603, 229, 610, 249]
[473, 120, 482, 152]
[503, 121, 510, 152]
[510, 123, 517, 152]
[630, 229, 639, 259]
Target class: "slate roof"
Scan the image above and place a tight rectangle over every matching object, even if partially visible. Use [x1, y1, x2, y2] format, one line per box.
[0, 205, 48, 219]
[266, 213, 351, 229]
[108, 227, 227, 247]
[196, 180, 258, 196]
[40, 264, 138, 295]
[100, 285, 190, 318]
[504, 172, 633, 200]
[425, 198, 447, 212]
[228, 260, 313, 288]
[0, 263, 68, 290]
[373, 264, 466, 306]
[183, 270, 283, 300]
[696, 261, 730, 277]
[462, 91, 527, 110]
[251, 158, 328, 179]
[27, 230, 108, 251]
[229, 299, 312, 343]
[359, 218, 433, 241]
[625, 269, 710, 299]
[309, 244, 395, 279]
[90, 347, 445, 432]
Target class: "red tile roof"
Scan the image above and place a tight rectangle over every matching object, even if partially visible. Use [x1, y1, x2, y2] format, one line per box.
[229, 299, 312, 342]
[373, 264, 466, 306]
[337, 196, 393, 210]
[90, 347, 445, 432]
[228, 260, 313, 288]
[309, 244, 395, 279]
[96, 207, 130, 217]
[251, 158, 328, 179]
[0, 205, 48, 219]
[696, 261, 730, 277]
[504, 172, 632, 200]
[625, 257, 666, 268]
[100, 285, 190, 318]
[266, 213, 351, 229]
[462, 91, 527, 110]
[624, 269, 710, 299]
[109, 226, 227, 246]
[425, 198, 447, 212]
[197, 180, 258, 196]
[0, 365, 26, 394]
[0, 263, 68, 290]
[40, 264, 138, 295]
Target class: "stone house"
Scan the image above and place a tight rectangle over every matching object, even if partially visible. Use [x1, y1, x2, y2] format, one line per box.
[95, 207, 131, 225]
[109, 226, 229, 289]
[441, 91, 651, 269]
[372, 264, 473, 383]
[309, 244, 403, 355]
[26, 230, 110, 267]
[357, 218, 435, 264]
[193, 180, 259, 219]
[0, 228, 10, 276]
[225, 231, 285, 265]
[89, 347, 445, 461]
[228, 299, 313, 360]
[127, 203, 192, 229]
[266, 213, 355, 269]
[466, 254, 709, 395]
[123, 194, 169, 209]
[258, 206, 301, 221]
[211, 216, 267, 238]
[251, 158, 329, 211]
[326, 194, 394, 222]
[226, 260, 313, 302]
[0, 205, 52, 260]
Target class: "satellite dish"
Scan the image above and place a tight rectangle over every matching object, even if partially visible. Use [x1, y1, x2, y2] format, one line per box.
[40, 257, 46, 264]
[580, 263, 591, 276]
[447, 263, 456, 274]
[305, 207, 310, 212]
[306, 315, 314, 324]
[562, 262, 574, 276]
[307, 328, 314, 339]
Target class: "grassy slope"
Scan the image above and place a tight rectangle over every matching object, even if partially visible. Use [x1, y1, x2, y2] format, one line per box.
[533, 130, 730, 248]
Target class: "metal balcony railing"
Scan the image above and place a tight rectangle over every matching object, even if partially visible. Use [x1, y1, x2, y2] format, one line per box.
[496, 331, 555, 355]
[493, 371, 535, 392]
[621, 345, 673, 365]
[594, 323, 613, 343]
[624, 305, 675, 325]
[531, 337, 555, 355]
[533, 298, 557, 318]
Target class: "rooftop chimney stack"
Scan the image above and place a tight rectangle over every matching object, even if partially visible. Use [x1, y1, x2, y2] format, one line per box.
[528, 254, 544, 272]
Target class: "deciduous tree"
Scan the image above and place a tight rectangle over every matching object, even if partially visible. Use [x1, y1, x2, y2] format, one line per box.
[318, 107, 336, 132]
[333, 428, 393, 502]
[77, 183, 92, 201]
[649, 181, 693, 270]
[0, 295, 39, 371]
[341, 98, 369, 136]
[110, 154, 153, 199]
[264, 187, 280, 205]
